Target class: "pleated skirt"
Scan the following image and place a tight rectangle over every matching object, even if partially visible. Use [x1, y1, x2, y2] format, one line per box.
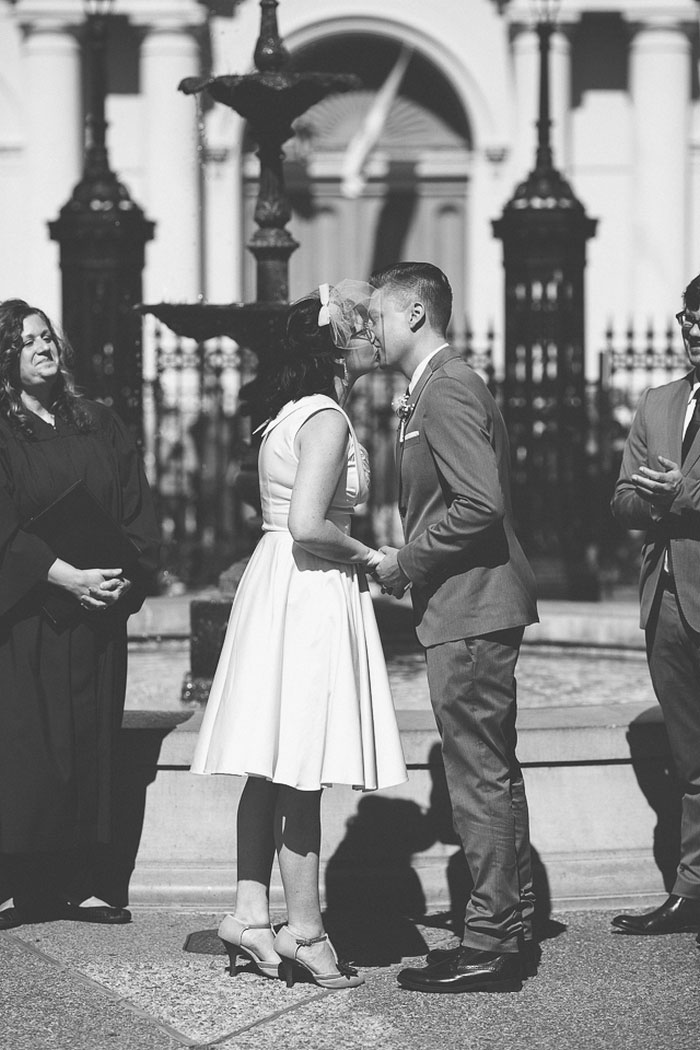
[190, 531, 407, 791]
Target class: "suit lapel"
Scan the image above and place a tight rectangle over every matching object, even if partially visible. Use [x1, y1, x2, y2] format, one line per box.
[399, 345, 460, 430]
[395, 345, 461, 504]
[673, 372, 695, 470]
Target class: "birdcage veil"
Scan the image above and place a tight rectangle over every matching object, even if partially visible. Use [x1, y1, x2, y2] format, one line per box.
[316, 280, 376, 350]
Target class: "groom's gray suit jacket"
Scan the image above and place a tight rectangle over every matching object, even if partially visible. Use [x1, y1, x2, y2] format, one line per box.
[395, 345, 538, 646]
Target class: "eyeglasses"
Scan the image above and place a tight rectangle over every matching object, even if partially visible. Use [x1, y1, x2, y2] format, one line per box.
[351, 321, 381, 348]
[676, 311, 700, 334]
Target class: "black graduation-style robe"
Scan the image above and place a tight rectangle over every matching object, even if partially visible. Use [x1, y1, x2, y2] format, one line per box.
[0, 402, 159, 854]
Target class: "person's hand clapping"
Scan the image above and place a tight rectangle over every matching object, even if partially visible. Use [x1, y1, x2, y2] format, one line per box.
[631, 455, 683, 510]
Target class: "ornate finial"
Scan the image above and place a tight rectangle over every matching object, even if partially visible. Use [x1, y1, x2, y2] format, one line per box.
[254, 0, 290, 73]
[534, 21, 554, 174]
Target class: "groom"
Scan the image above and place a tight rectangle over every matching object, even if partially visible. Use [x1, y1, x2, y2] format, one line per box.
[370, 262, 539, 993]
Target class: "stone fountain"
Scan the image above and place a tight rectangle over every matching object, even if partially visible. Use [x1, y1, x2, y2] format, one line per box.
[140, 0, 360, 701]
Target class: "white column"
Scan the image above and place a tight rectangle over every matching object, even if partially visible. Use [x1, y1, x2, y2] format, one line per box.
[202, 109, 244, 303]
[510, 24, 571, 179]
[139, 23, 202, 302]
[21, 18, 82, 319]
[629, 21, 691, 328]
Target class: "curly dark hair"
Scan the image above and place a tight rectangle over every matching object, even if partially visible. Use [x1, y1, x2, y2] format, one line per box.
[263, 293, 341, 419]
[0, 299, 95, 437]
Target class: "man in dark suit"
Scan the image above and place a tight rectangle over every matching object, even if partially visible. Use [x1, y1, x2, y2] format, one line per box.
[610, 273, 700, 936]
[370, 262, 539, 992]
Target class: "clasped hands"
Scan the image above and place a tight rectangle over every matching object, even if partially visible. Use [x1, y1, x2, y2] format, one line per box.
[371, 545, 411, 599]
[631, 455, 683, 509]
[78, 568, 132, 612]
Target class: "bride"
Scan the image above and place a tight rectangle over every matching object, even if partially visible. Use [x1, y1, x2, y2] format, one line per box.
[191, 281, 407, 990]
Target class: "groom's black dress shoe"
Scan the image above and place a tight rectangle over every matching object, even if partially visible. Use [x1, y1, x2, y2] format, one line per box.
[425, 939, 540, 978]
[60, 900, 132, 925]
[0, 900, 131, 929]
[397, 947, 522, 993]
[611, 894, 700, 935]
[0, 896, 130, 929]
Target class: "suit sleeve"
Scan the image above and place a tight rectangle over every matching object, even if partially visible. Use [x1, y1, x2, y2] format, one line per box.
[610, 389, 657, 529]
[397, 376, 505, 586]
[611, 388, 700, 525]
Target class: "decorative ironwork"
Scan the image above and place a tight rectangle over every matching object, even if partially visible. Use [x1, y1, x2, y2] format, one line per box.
[146, 321, 498, 583]
[49, 6, 154, 443]
[142, 0, 362, 459]
[145, 322, 257, 587]
[492, 13, 598, 599]
[143, 307, 689, 595]
[144, 0, 359, 341]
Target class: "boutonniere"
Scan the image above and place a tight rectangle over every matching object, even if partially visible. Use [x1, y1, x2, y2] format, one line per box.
[393, 393, 413, 442]
[393, 393, 411, 421]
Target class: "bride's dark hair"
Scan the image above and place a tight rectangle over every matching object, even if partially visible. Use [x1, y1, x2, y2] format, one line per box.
[263, 294, 340, 420]
[0, 298, 95, 437]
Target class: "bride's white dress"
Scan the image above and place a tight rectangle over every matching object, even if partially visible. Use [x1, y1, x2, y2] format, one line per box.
[190, 394, 407, 791]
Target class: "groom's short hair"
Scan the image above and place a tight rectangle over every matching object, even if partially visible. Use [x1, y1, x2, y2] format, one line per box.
[370, 262, 453, 334]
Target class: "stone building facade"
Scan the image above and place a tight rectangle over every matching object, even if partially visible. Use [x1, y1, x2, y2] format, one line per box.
[1, 0, 699, 373]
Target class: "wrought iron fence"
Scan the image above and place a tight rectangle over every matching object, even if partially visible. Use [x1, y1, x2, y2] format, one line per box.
[589, 320, 688, 593]
[142, 317, 687, 593]
[143, 319, 260, 590]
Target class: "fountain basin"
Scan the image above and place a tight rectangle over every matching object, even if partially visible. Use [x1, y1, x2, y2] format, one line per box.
[138, 301, 288, 346]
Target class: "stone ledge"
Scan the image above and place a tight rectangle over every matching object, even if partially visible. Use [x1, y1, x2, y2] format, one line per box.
[127, 700, 664, 768]
[127, 851, 670, 913]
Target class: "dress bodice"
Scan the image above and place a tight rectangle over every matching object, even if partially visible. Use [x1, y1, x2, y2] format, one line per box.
[258, 395, 369, 533]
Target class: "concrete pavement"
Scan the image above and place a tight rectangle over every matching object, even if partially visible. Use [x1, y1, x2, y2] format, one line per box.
[1, 909, 698, 1050]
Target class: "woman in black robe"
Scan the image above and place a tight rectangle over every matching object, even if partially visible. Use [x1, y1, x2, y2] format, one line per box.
[0, 299, 159, 931]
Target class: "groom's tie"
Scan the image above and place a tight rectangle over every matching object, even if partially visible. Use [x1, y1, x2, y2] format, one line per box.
[682, 389, 700, 463]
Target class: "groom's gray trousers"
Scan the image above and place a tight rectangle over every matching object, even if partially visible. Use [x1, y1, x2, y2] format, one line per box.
[425, 625, 535, 953]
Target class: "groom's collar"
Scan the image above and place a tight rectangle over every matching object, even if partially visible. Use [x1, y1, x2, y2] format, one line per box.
[407, 342, 449, 393]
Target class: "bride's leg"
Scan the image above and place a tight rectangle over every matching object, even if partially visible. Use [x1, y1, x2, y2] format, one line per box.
[274, 786, 323, 936]
[274, 785, 356, 979]
[234, 777, 278, 922]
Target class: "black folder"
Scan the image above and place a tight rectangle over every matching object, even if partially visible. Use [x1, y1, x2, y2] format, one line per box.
[24, 480, 142, 628]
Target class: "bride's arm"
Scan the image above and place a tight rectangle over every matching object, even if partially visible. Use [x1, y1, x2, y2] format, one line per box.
[288, 408, 382, 568]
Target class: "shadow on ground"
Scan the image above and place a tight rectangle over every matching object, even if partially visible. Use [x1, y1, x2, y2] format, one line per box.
[627, 709, 682, 893]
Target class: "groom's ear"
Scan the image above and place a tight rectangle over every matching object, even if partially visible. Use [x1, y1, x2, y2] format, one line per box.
[408, 302, 426, 331]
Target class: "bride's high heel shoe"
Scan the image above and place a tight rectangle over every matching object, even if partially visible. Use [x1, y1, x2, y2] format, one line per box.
[273, 924, 364, 990]
[218, 915, 281, 979]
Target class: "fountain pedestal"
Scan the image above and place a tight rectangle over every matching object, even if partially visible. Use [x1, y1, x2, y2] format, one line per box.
[140, 0, 360, 700]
